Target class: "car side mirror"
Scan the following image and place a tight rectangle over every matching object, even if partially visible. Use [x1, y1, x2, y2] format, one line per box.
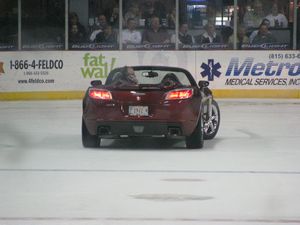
[198, 80, 209, 88]
[91, 80, 102, 86]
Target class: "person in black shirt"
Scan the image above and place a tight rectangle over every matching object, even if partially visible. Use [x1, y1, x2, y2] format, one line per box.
[178, 23, 194, 45]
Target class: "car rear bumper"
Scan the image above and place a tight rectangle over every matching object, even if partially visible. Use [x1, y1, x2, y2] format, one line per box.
[83, 98, 201, 137]
[85, 120, 192, 138]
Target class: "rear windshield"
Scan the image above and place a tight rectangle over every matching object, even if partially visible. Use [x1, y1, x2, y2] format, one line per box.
[106, 68, 192, 86]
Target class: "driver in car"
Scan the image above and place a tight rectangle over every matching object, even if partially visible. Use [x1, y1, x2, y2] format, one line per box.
[111, 66, 138, 86]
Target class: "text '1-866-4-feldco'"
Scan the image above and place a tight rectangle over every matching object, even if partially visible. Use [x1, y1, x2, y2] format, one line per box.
[10, 60, 63, 70]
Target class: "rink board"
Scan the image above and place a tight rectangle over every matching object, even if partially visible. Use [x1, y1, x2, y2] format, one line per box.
[0, 50, 299, 100]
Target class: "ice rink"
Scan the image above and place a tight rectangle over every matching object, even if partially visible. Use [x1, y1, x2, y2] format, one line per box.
[0, 99, 300, 225]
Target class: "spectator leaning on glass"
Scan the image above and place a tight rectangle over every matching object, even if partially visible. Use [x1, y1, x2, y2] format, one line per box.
[243, 0, 265, 28]
[265, 2, 288, 28]
[122, 18, 142, 44]
[195, 22, 222, 44]
[252, 22, 277, 44]
[142, 16, 170, 44]
[178, 23, 194, 45]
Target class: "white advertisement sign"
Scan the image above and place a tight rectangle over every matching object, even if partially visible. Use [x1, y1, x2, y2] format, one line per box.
[196, 51, 300, 89]
[0, 50, 299, 93]
[0, 51, 195, 92]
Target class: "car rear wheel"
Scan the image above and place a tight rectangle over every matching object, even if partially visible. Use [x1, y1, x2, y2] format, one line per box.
[185, 115, 204, 149]
[82, 119, 100, 148]
[203, 100, 220, 140]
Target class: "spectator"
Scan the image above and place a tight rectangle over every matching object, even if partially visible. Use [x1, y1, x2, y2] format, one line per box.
[109, 7, 119, 28]
[90, 14, 108, 42]
[142, 1, 156, 28]
[249, 18, 270, 43]
[265, 3, 288, 28]
[178, 23, 194, 45]
[195, 22, 222, 44]
[122, 18, 142, 44]
[243, 0, 265, 28]
[69, 24, 85, 44]
[95, 25, 117, 44]
[228, 26, 249, 49]
[252, 23, 276, 44]
[167, 7, 176, 29]
[142, 16, 170, 44]
[69, 12, 86, 42]
[124, 4, 141, 27]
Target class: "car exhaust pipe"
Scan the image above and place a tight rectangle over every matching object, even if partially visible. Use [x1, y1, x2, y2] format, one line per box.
[168, 127, 181, 136]
[98, 126, 111, 136]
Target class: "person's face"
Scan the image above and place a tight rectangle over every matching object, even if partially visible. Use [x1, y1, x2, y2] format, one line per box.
[71, 25, 78, 34]
[98, 15, 107, 26]
[104, 26, 112, 35]
[180, 24, 188, 34]
[70, 15, 78, 25]
[254, 3, 263, 14]
[151, 17, 160, 30]
[259, 24, 268, 35]
[262, 19, 270, 27]
[237, 27, 246, 37]
[127, 20, 136, 30]
[127, 68, 138, 84]
[206, 24, 215, 36]
[272, 3, 278, 15]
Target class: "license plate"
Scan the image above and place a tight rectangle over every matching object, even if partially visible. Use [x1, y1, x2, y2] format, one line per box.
[128, 106, 149, 116]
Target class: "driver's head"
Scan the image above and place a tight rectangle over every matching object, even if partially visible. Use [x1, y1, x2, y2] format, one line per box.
[123, 66, 138, 84]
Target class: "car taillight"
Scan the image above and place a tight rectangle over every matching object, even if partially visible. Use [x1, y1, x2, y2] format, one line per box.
[165, 88, 193, 100]
[89, 89, 112, 100]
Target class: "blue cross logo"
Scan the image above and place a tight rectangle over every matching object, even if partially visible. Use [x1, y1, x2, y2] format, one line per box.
[200, 59, 221, 81]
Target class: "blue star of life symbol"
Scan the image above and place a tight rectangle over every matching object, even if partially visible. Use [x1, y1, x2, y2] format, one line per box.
[200, 59, 221, 81]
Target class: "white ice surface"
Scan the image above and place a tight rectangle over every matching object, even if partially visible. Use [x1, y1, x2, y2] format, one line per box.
[0, 99, 300, 225]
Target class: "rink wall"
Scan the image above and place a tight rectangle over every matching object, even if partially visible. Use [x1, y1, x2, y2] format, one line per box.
[0, 50, 299, 100]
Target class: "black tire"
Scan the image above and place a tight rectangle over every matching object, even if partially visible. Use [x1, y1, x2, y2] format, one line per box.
[82, 119, 100, 148]
[203, 99, 220, 140]
[185, 114, 204, 149]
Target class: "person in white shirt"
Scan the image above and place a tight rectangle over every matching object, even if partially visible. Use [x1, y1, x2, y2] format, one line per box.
[265, 2, 288, 28]
[122, 18, 142, 44]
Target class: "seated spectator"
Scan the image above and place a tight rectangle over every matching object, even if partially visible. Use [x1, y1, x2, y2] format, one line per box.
[122, 18, 142, 44]
[178, 23, 194, 45]
[90, 14, 108, 42]
[243, 0, 265, 28]
[142, 16, 170, 44]
[252, 23, 276, 44]
[69, 12, 86, 42]
[95, 25, 117, 44]
[265, 3, 288, 28]
[249, 18, 270, 43]
[228, 25, 249, 49]
[124, 4, 141, 27]
[195, 22, 222, 44]
[69, 24, 86, 44]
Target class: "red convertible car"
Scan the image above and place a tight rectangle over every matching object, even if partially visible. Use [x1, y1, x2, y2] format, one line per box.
[82, 66, 220, 149]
